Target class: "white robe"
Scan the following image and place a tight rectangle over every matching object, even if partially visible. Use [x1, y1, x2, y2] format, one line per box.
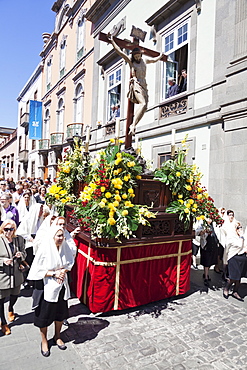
[28, 226, 75, 302]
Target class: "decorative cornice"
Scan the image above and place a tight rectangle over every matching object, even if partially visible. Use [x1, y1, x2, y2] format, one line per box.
[72, 68, 86, 82]
[56, 86, 66, 96]
[146, 0, 194, 27]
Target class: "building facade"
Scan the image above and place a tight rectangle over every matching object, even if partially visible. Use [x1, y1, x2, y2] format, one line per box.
[0, 128, 17, 179]
[38, 0, 95, 181]
[16, 64, 43, 180]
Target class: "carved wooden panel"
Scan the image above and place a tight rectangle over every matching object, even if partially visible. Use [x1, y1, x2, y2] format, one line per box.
[142, 220, 171, 236]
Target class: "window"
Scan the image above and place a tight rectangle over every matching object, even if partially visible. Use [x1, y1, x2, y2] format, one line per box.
[31, 161, 35, 177]
[107, 67, 121, 122]
[19, 136, 22, 152]
[60, 40, 66, 78]
[77, 18, 85, 60]
[74, 83, 83, 123]
[32, 140, 36, 150]
[46, 59, 52, 91]
[158, 153, 171, 167]
[34, 90, 38, 100]
[10, 154, 14, 172]
[162, 20, 189, 100]
[44, 109, 50, 139]
[57, 98, 64, 132]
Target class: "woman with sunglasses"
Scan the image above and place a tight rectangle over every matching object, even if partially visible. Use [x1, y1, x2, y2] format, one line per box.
[223, 224, 247, 301]
[0, 220, 26, 335]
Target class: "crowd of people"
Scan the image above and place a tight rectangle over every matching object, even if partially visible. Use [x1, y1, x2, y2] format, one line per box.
[0, 176, 80, 358]
[193, 208, 247, 301]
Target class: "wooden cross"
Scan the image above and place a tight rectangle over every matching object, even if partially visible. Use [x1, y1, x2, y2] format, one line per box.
[99, 30, 167, 149]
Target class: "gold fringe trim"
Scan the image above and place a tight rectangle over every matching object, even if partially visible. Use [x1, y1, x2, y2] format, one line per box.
[113, 247, 121, 310]
[176, 240, 183, 296]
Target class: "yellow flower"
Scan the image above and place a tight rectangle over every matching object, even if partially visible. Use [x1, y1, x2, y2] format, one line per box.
[128, 188, 134, 194]
[125, 201, 133, 207]
[122, 210, 128, 216]
[200, 215, 205, 220]
[115, 158, 122, 165]
[188, 199, 194, 204]
[118, 168, 122, 173]
[115, 195, 121, 202]
[124, 176, 130, 182]
[108, 217, 116, 225]
[186, 185, 192, 191]
[176, 172, 181, 177]
[178, 199, 184, 204]
[122, 194, 128, 199]
[197, 194, 202, 200]
[101, 186, 106, 192]
[113, 170, 119, 176]
[192, 208, 197, 212]
[59, 189, 67, 195]
[130, 193, 135, 198]
[105, 192, 112, 198]
[110, 138, 115, 143]
[196, 216, 201, 220]
[136, 175, 141, 180]
[113, 201, 119, 207]
[109, 211, 115, 218]
[99, 201, 105, 208]
[119, 139, 124, 144]
[172, 192, 177, 196]
[185, 203, 191, 208]
[108, 203, 116, 211]
[116, 153, 122, 159]
[101, 198, 107, 203]
[127, 161, 135, 167]
[193, 203, 198, 208]
[204, 193, 209, 198]
[55, 194, 60, 199]
[184, 208, 190, 213]
[61, 198, 67, 203]
[178, 194, 183, 199]
[197, 187, 203, 193]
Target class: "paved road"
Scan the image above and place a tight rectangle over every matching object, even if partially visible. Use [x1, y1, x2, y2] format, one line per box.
[1, 267, 247, 370]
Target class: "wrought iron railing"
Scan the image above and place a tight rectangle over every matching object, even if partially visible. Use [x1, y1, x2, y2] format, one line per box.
[50, 132, 64, 146]
[66, 123, 83, 139]
[39, 139, 50, 150]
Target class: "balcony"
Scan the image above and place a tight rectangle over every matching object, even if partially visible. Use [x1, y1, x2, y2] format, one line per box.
[19, 149, 29, 163]
[20, 112, 29, 128]
[66, 123, 84, 139]
[39, 139, 50, 152]
[50, 132, 64, 148]
[159, 94, 188, 120]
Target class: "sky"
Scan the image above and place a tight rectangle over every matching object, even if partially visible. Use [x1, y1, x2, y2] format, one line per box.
[0, 0, 55, 129]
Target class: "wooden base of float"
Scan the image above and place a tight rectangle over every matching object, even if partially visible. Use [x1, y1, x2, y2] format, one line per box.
[66, 176, 193, 313]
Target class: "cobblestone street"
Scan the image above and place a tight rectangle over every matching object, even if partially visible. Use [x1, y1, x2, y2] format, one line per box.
[1, 268, 247, 370]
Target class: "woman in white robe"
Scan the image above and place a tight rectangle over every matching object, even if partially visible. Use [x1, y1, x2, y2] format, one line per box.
[28, 226, 75, 357]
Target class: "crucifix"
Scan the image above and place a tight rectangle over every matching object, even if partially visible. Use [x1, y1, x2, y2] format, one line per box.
[99, 26, 167, 149]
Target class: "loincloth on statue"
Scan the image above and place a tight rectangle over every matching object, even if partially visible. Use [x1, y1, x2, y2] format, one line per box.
[127, 79, 148, 104]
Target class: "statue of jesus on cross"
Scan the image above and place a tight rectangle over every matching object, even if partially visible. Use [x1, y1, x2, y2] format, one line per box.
[107, 33, 164, 136]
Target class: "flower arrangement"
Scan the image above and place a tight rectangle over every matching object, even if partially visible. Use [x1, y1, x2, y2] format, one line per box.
[154, 136, 223, 230]
[45, 138, 89, 215]
[73, 140, 156, 242]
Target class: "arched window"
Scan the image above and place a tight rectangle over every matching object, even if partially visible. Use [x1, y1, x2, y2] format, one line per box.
[74, 83, 83, 123]
[77, 18, 85, 60]
[44, 109, 50, 139]
[57, 98, 64, 132]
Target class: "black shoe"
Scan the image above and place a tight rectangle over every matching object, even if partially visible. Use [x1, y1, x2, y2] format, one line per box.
[214, 267, 222, 274]
[232, 292, 244, 302]
[53, 337, 67, 350]
[204, 279, 209, 287]
[41, 343, 50, 357]
[203, 274, 211, 281]
[223, 290, 229, 299]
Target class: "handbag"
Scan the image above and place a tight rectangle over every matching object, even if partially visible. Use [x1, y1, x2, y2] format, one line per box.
[19, 260, 30, 273]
